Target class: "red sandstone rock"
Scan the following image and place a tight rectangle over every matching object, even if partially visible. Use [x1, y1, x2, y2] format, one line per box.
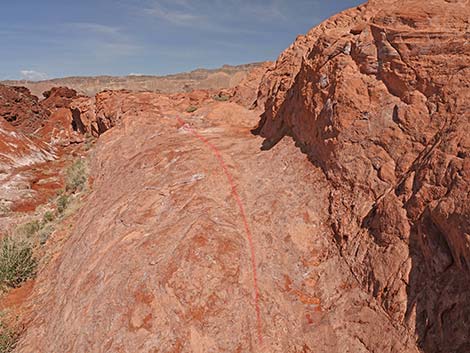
[254, 1, 470, 352]
[14, 92, 420, 353]
[0, 119, 55, 173]
[0, 117, 57, 228]
[230, 62, 273, 108]
[70, 89, 214, 137]
[0, 84, 50, 133]
[41, 86, 78, 111]
[0, 84, 79, 143]
[40, 108, 85, 146]
[0, 85, 85, 233]
[2, 1, 469, 352]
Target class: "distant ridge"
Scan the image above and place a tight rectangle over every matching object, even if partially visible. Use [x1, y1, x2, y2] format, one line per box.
[2, 62, 266, 97]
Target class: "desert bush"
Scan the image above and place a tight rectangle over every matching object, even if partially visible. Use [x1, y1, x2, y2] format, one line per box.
[186, 106, 198, 113]
[14, 210, 56, 246]
[56, 194, 70, 215]
[65, 159, 87, 193]
[42, 211, 54, 224]
[38, 211, 55, 244]
[14, 221, 40, 239]
[55, 188, 64, 197]
[0, 237, 37, 290]
[0, 318, 18, 353]
[213, 93, 230, 102]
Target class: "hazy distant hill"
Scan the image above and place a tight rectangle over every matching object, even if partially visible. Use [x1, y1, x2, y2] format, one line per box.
[2, 62, 265, 97]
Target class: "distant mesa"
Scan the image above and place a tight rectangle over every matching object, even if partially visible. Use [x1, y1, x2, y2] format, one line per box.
[1, 62, 267, 97]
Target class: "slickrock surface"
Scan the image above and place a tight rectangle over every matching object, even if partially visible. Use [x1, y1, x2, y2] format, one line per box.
[1, 1, 468, 352]
[15, 93, 420, 353]
[254, 0, 470, 352]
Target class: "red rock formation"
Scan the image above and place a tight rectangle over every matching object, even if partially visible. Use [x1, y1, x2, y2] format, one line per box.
[2, 1, 468, 352]
[254, 0, 470, 352]
[0, 84, 50, 133]
[230, 62, 273, 108]
[0, 119, 55, 173]
[0, 117, 57, 222]
[41, 86, 78, 111]
[39, 108, 85, 146]
[0, 84, 86, 232]
[69, 96, 97, 135]
[15, 91, 422, 353]
[70, 89, 214, 137]
[0, 84, 81, 144]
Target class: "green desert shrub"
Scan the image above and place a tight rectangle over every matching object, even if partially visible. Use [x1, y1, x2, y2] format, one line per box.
[56, 194, 70, 215]
[65, 159, 87, 193]
[186, 106, 198, 113]
[213, 93, 230, 102]
[42, 211, 55, 224]
[0, 237, 37, 290]
[14, 221, 40, 240]
[14, 210, 56, 246]
[0, 319, 18, 353]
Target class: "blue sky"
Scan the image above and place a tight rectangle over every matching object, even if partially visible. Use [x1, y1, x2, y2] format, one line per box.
[0, 0, 363, 80]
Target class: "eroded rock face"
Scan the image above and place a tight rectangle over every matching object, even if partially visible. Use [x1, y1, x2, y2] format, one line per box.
[70, 89, 216, 137]
[0, 84, 87, 233]
[254, 0, 470, 352]
[41, 86, 78, 111]
[0, 118, 57, 222]
[0, 120, 55, 173]
[0, 84, 50, 134]
[230, 62, 273, 108]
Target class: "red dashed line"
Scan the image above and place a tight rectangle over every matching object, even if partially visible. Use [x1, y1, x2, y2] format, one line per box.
[176, 116, 263, 345]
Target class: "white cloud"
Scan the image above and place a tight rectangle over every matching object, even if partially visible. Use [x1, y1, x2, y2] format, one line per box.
[142, 0, 288, 30]
[144, 4, 204, 26]
[69, 22, 121, 36]
[20, 70, 48, 81]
